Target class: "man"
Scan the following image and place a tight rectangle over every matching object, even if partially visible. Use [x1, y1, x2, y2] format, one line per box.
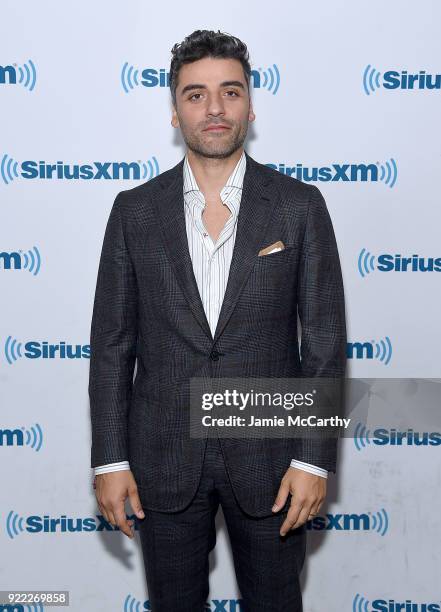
[89, 29, 347, 611]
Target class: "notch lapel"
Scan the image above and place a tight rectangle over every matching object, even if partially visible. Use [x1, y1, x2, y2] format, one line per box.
[153, 157, 213, 340]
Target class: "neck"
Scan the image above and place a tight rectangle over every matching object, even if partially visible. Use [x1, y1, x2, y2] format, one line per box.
[186, 147, 244, 197]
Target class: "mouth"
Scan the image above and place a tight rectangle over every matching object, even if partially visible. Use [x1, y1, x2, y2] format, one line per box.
[203, 125, 230, 132]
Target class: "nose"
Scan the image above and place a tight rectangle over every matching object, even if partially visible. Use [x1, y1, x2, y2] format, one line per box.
[205, 92, 226, 118]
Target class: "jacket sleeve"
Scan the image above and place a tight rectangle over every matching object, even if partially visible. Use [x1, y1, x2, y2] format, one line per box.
[296, 185, 347, 473]
[88, 192, 138, 468]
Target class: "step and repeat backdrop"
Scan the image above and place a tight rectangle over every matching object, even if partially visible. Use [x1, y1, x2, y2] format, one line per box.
[1, 1, 440, 610]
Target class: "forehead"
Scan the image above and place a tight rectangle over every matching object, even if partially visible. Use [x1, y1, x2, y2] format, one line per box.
[177, 57, 245, 88]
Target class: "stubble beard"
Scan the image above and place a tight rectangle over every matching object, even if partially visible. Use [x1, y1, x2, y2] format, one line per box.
[181, 121, 248, 160]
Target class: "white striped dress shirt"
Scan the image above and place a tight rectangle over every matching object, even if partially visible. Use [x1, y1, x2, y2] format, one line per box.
[94, 150, 327, 479]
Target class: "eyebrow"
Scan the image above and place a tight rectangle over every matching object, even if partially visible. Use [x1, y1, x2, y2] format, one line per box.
[180, 80, 246, 96]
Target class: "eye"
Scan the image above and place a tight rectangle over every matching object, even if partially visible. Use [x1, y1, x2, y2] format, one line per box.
[188, 90, 239, 101]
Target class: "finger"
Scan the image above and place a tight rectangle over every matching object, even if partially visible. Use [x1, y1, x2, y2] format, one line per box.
[291, 506, 312, 530]
[106, 507, 117, 527]
[97, 500, 112, 525]
[308, 500, 323, 519]
[96, 501, 107, 522]
[113, 505, 134, 539]
[128, 487, 145, 519]
[272, 480, 290, 513]
[280, 499, 303, 535]
[100, 498, 117, 527]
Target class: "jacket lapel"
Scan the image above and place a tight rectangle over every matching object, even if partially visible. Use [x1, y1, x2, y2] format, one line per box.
[154, 157, 213, 340]
[213, 152, 276, 343]
[153, 150, 277, 344]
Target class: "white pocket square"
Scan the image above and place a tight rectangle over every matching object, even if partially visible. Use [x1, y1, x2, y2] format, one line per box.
[258, 240, 285, 256]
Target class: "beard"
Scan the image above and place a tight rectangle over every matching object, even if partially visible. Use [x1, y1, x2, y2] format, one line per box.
[180, 120, 248, 160]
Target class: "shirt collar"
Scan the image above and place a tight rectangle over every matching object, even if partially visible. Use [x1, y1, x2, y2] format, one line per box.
[183, 149, 246, 196]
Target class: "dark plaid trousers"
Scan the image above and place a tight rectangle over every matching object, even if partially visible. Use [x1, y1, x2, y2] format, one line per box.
[138, 436, 307, 611]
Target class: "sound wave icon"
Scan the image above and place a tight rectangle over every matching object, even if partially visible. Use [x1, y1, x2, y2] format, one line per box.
[357, 248, 376, 277]
[354, 422, 371, 451]
[140, 156, 160, 180]
[369, 508, 389, 536]
[17, 59, 37, 91]
[363, 64, 382, 95]
[4, 335, 24, 365]
[23, 423, 44, 451]
[1, 153, 20, 185]
[6, 510, 25, 539]
[121, 62, 140, 93]
[353, 593, 370, 612]
[20, 246, 42, 275]
[123, 594, 147, 611]
[377, 157, 398, 188]
[374, 336, 393, 365]
[258, 64, 280, 95]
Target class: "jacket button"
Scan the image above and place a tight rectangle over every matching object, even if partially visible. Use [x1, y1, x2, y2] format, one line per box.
[209, 349, 223, 361]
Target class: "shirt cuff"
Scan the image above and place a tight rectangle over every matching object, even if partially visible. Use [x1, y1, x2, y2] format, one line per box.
[290, 459, 328, 479]
[94, 461, 131, 476]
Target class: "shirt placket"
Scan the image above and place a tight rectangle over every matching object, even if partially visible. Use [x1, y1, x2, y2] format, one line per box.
[191, 190, 237, 334]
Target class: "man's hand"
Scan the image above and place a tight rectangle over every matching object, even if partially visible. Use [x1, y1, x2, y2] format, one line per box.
[272, 467, 326, 536]
[94, 471, 145, 539]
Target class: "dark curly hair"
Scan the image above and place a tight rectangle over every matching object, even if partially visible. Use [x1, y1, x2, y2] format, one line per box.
[169, 29, 252, 107]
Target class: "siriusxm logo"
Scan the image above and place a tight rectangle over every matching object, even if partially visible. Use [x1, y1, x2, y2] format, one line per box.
[347, 337, 392, 365]
[0, 60, 37, 91]
[267, 158, 397, 187]
[121, 63, 280, 95]
[358, 249, 441, 276]
[363, 65, 441, 95]
[6, 512, 140, 538]
[307, 508, 389, 535]
[0, 424, 43, 451]
[123, 595, 244, 611]
[4, 336, 90, 364]
[0, 246, 41, 275]
[354, 424, 441, 451]
[354, 593, 441, 611]
[0, 154, 159, 185]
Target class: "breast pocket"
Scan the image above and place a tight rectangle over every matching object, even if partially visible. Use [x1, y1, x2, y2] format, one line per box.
[255, 245, 296, 265]
[245, 244, 298, 300]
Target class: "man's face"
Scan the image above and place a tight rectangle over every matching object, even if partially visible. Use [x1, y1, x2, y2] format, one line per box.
[171, 56, 255, 159]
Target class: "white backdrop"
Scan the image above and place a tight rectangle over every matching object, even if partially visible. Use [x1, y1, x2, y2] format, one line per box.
[1, 1, 441, 610]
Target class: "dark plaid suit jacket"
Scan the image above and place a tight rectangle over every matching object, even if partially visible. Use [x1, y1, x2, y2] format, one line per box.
[88, 150, 347, 517]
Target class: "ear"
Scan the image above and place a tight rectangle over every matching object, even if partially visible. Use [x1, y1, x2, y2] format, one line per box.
[248, 98, 256, 123]
[171, 105, 179, 128]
